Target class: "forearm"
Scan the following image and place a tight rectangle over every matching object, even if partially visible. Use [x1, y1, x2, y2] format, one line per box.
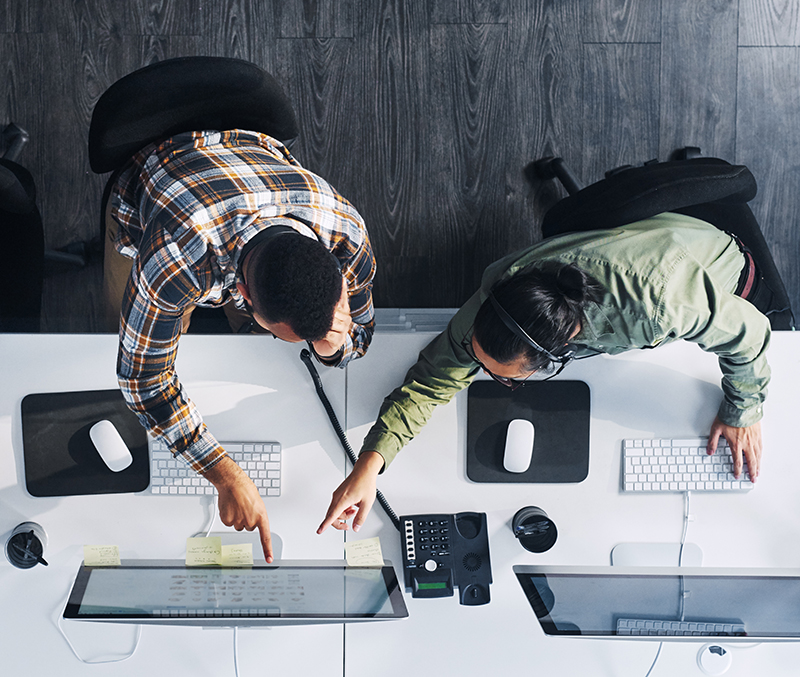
[360, 328, 479, 469]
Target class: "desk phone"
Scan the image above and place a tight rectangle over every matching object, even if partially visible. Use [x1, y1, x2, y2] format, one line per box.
[401, 512, 492, 606]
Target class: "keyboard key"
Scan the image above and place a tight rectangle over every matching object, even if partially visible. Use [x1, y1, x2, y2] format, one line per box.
[622, 437, 752, 493]
[151, 440, 282, 498]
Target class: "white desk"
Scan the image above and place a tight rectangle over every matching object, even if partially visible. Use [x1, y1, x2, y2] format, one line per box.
[2, 332, 800, 676]
[345, 331, 800, 676]
[0, 334, 348, 676]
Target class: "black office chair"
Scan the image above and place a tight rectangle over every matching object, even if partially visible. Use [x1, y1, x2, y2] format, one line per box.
[88, 56, 300, 331]
[89, 55, 299, 219]
[531, 149, 795, 330]
[0, 132, 43, 332]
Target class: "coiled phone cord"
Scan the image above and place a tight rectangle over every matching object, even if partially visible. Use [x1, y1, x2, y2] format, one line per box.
[299, 349, 400, 531]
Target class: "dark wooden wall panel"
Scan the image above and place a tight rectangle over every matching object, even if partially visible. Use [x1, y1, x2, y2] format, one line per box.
[204, 0, 275, 68]
[350, 0, 430, 307]
[659, 0, 738, 160]
[276, 0, 354, 39]
[430, 0, 507, 25]
[583, 0, 661, 43]
[1, 0, 799, 330]
[427, 22, 508, 304]
[582, 43, 660, 184]
[505, 0, 583, 243]
[736, 46, 800, 317]
[740, 0, 800, 46]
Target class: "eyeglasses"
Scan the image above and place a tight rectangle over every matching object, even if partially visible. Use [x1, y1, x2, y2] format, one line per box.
[462, 337, 540, 390]
[462, 293, 575, 390]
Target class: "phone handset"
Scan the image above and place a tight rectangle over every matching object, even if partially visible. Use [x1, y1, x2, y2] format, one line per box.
[401, 512, 492, 605]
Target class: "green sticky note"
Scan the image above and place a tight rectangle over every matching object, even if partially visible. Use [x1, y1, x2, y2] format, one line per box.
[186, 537, 222, 566]
[345, 536, 384, 567]
[221, 543, 253, 566]
[83, 544, 121, 566]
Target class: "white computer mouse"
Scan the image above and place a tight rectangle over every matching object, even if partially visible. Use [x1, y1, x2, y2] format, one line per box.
[503, 418, 535, 473]
[89, 420, 133, 472]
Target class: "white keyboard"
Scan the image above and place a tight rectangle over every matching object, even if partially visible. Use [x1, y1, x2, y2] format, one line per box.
[622, 437, 753, 493]
[150, 440, 282, 497]
[617, 617, 746, 636]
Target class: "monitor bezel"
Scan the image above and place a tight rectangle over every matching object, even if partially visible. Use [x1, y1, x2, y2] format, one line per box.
[513, 564, 800, 642]
[63, 559, 408, 627]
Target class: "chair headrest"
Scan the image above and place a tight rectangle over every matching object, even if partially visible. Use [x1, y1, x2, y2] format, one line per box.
[542, 159, 758, 239]
[88, 56, 299, 173]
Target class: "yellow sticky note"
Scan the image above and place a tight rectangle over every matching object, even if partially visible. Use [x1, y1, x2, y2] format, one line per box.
[345, 536, 384, 567]
[221, 543, 253, 566]
[186, 537, 222, 566]
[83, 545, 121, 566]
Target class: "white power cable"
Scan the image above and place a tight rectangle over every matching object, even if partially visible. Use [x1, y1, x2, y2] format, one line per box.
[642, 491, 693, 677]
[57, 589, 142, 664]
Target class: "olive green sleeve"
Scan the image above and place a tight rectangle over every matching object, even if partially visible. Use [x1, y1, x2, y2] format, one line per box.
[359, 293, 483, 469]
[659, 256, 771, 427]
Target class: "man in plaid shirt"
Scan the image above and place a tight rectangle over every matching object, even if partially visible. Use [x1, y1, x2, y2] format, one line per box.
[104, 129, 376, 562]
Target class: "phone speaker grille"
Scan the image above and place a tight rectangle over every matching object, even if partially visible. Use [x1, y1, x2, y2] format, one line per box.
[462, 553, 482, 572]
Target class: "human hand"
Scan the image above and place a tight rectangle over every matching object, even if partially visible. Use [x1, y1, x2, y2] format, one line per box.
[204, 455, 273, 562]
[311, 277, 352, 358]
[707, 416, 762, 482]
[317, 451, 385, 534]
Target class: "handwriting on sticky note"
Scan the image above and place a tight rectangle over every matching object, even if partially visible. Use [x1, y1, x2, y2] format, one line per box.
[221, 543, 253, 566]
[186, 537, 222, 566]
[83, 545, 121, 566]
[345, 536, 384, 567]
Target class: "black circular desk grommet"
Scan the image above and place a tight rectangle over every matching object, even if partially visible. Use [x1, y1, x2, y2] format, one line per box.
[513, 506, 557, 553]
[5, 521, 48, 569]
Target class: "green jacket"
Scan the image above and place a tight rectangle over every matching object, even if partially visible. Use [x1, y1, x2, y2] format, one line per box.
[363, 213, 771, 469]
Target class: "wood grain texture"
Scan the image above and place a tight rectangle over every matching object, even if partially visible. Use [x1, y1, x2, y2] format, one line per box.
[276, 0, 354, 39]
[273, 38, 359, 186]
[429, 0, 507, 25]
[1, 0, 798, 328]
[427, 23, 508, 304]
[740, 0, 800, 46]
[736, 47, 800, 319]
[0, 0, 45, 33]
[123, 0, 205, 36]
[659, 0, 737, 160]
[582, 43, 660, 185]
[582, 0, 661, 43]
[506, 0, 584, 243]
[204, 0, 274, 68]
[350, 0, 430, 307]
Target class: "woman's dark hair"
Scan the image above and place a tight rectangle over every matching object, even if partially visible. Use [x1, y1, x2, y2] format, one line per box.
[248, 234, 342, 342]
[473, 263, 602, 370]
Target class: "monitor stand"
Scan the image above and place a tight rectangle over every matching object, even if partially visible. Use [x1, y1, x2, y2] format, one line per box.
[610, 542, 703, 567]
[612, 543, 731, 676]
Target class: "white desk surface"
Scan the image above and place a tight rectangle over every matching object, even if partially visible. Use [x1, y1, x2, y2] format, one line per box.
[2, 331, 800, 676]
[345, 331, 800, 677]
[0, 334, 349, 676]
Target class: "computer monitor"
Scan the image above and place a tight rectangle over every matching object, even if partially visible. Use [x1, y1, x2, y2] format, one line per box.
[64, 560, 408, 627]
[514, 565, 800, 641]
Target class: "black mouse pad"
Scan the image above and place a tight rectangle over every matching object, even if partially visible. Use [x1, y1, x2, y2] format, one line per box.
[21, 389, 150, 497]
[466, 380, 590, 483]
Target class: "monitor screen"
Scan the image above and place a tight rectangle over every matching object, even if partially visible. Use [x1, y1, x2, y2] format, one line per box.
[514, 565, 800, 641]
[64, 560, 408, 626]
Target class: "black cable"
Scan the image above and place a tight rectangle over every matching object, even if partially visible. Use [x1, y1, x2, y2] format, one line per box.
[299, 349, 401, 531]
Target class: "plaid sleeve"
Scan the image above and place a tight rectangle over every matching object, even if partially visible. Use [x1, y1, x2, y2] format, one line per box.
[318, 217, 376, 368]
[116, 241, 227, 475]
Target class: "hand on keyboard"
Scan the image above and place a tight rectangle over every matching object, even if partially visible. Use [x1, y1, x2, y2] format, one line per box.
[204, 456, 273, 563]
[707, 417, 762, 482]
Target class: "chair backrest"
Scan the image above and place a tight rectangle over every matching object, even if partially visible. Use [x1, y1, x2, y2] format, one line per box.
[0, 159, 44, 331]
[541, 159, 757, 239]
[88, 56, 299, 174]
[540, 158, 794, 330]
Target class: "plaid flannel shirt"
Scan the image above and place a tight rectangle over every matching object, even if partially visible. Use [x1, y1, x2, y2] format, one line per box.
[111, 129, 375, 474]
